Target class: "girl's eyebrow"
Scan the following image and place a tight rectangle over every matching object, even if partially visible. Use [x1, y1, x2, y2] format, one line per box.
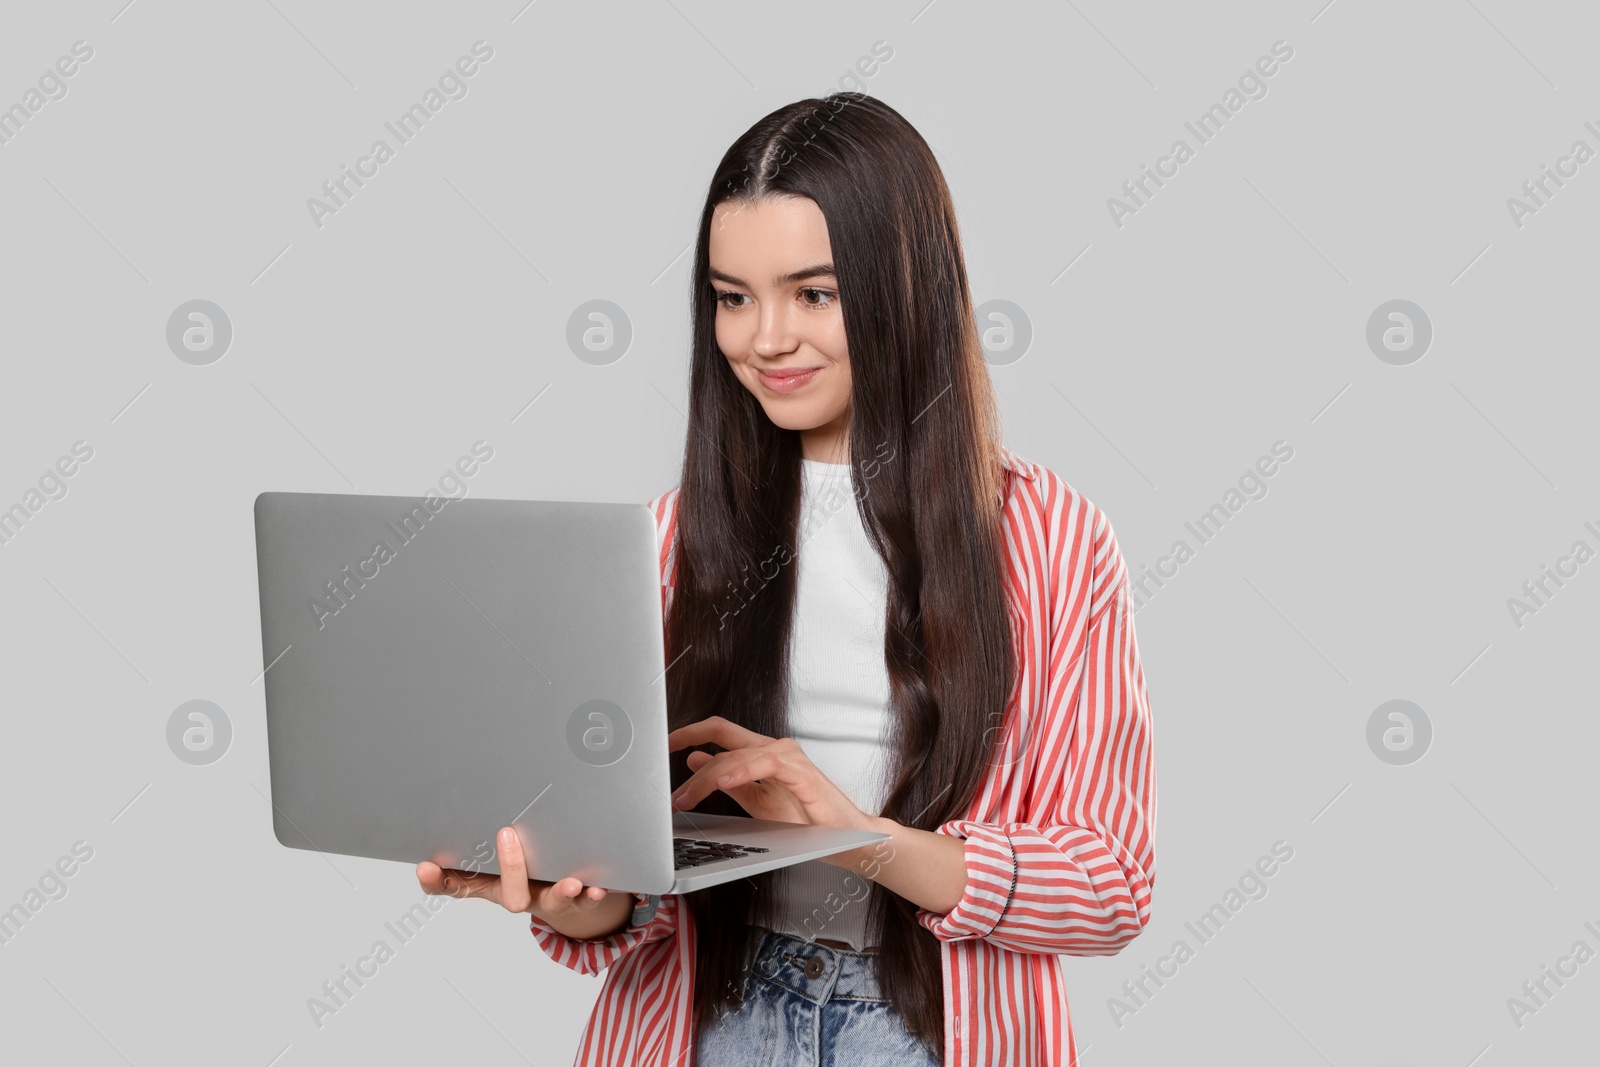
[708, 263, 837, 288]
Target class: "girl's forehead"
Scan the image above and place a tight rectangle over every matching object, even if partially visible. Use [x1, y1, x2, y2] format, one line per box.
[709, 199, 833, 268]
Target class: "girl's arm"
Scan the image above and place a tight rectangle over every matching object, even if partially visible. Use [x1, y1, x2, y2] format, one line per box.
[836, 507, 1157, 957]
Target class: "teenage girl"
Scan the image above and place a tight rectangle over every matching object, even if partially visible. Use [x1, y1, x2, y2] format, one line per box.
[417, 92, 1156, 1067]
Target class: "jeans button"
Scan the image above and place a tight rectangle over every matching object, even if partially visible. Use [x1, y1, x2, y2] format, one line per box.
[804, 957, 825, 979]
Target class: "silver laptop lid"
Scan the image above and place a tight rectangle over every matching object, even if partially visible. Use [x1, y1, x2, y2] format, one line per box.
[253, 490, 679, 893]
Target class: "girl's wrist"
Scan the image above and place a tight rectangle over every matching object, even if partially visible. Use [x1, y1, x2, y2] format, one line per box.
[821, 814, 897, 870]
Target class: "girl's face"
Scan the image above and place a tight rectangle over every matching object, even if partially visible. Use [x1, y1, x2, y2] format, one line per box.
[709, 196, 852, 463]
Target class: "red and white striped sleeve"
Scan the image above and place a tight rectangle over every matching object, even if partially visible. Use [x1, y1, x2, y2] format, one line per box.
[527, 892, 685, 976]
[647, 488, 680, 613]
[916, 501, 1157, 956]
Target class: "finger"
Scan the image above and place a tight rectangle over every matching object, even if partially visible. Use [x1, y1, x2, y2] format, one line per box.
[417, 861, 502, 904]
[536, 876, 606, 916]
[673, 744, 786, 809]
[711, 751, 783, 793]
[667, 715, 774, 753]
[685, 750, 713, 772]
[670, 751, 731, 809]
[572, 881, 609, 909]
[496, 828, 532, 913]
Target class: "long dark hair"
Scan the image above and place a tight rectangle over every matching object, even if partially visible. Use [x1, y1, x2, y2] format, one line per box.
[665, 92, 1014, 1058]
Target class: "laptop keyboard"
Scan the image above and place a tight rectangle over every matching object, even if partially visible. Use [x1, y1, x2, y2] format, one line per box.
[673, 836, 770, 869]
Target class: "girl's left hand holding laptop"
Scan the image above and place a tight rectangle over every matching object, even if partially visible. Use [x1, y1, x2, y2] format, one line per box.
[416, 826, 633, 940]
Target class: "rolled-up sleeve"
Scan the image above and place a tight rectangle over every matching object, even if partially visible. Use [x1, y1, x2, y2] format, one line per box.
[528, 892, 683, 977]
[916, 508, 1156, 956]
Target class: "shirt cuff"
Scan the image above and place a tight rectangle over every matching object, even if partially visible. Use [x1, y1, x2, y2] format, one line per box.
[915, 820, 1019, 942]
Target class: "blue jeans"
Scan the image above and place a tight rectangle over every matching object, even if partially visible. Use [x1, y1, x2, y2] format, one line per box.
[693, 925, 942, 1066]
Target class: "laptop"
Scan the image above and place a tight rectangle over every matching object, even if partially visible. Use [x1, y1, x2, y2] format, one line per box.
[253, 489, 890, 895]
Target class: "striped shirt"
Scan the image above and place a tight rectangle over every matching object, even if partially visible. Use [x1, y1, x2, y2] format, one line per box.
[527, 444, 1157, 1066]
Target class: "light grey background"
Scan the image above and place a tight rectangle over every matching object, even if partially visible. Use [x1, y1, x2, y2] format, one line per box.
[2, 1, 1595, 1064]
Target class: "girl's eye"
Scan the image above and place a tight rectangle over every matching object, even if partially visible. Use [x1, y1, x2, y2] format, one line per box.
[714, 288, 837, 310]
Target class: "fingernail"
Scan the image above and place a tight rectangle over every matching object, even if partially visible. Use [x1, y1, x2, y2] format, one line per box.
[499, 828, 514, 846]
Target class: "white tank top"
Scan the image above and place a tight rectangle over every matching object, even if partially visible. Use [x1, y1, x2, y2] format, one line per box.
[764, 457, 895, 950]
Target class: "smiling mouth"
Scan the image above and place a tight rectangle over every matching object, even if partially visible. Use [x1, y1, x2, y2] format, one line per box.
[759, 366, 822, 393]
